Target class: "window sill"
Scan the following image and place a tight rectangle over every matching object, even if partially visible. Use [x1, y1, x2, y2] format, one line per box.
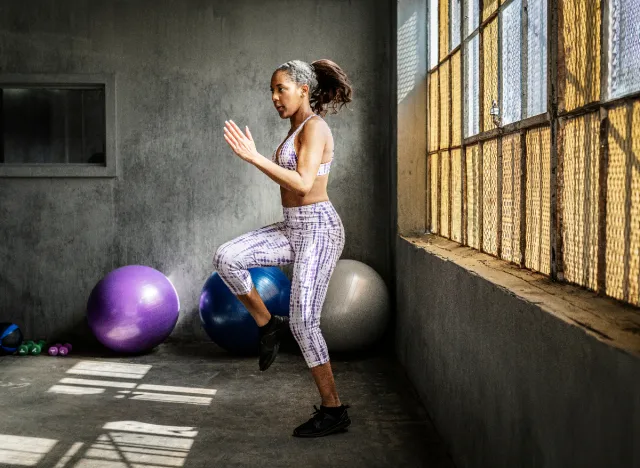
[400, 233, 640, 357]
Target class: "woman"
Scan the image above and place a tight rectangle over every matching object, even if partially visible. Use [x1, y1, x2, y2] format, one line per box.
[215, 59, 352, 438]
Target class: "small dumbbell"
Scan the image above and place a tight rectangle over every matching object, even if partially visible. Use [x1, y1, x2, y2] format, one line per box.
[48, 343, 72, 356]
[18, 340, 39, 356]
[30, 340, 46, 355]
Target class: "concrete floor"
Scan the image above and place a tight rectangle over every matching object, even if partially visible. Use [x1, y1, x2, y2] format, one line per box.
[0, 343, 454, 468]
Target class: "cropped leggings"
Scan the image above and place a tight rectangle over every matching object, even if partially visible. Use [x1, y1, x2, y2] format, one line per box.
[212, 201, 345, 368]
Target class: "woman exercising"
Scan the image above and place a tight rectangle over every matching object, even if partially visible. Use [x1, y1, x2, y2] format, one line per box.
[214, 59, 353, 438]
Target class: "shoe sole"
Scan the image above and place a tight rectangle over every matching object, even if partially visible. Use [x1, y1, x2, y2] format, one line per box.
[292, 418, 352, 438]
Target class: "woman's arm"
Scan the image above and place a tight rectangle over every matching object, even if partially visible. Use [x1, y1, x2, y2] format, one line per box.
[223, 119, 326, 197]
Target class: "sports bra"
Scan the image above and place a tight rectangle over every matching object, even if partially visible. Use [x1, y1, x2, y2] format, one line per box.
[272, 114, 333, 176]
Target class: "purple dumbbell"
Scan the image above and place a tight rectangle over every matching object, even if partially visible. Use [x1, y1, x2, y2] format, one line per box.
[48, 346, 59, 356]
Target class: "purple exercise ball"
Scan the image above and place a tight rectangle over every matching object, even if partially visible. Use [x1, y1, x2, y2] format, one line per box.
[87, 265, 180, 353]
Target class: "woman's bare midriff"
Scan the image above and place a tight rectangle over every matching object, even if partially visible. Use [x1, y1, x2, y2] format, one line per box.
[280, 175, 329, 207]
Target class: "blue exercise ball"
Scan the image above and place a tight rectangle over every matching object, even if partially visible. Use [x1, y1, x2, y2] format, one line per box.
[0, 323, 23, 355]
[198, 267, 291, 355]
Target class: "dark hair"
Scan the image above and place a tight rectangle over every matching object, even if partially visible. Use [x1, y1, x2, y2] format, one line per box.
[275, 59, 353, 117]
[310, 59, 353, 117]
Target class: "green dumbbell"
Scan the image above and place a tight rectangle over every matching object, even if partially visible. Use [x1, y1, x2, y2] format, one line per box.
[30, 340, 46, 356]
[18, 340, 36, 356]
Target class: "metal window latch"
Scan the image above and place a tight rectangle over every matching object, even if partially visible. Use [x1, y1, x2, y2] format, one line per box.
[490, 100, 501, 128]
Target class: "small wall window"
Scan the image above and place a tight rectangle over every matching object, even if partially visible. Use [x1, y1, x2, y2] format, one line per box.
[0, 74, 116, 178]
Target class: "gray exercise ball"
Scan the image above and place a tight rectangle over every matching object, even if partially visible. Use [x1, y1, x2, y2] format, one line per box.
[321, 259, 390, 352]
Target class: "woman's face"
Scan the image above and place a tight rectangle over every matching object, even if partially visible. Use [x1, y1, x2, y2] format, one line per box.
[270, 70, 308, 119]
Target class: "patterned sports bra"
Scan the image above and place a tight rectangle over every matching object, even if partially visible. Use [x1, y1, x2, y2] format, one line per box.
[272, 114, 332, 176]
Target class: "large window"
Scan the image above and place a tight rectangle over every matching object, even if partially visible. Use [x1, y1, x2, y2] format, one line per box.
[0, 74, 116, 177]
[427, 0, 640, 308]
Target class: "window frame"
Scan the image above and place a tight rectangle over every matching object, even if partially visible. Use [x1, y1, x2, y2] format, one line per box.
[426, 0, 640, 307]
[0, 73, 117, 178]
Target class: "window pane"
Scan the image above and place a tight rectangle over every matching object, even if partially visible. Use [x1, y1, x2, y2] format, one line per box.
[501, 0, 522, 125]
[527, 0, 548, 116]
[451, 51, 462, 146]
[440, 150, 450, 238]
[562, 113, 600, 290]
[429, 71, 440, 151]
[429, 0, 439, 69]
[501, 133, 523, 264]
[483, 19, 499, 131]
[439, 0, 450, 61]
[483, 0, 498, 21]
[561, 0, 601, 112]
[451, 149, 463, 242]
[483, 138, 499, 255]
[2, 88, 106, 164]
[606, 102, 640, 305]
[430, 153, 439, 232]
[464, 33, 480, 137]
[464, 0, 480, 38]
[608, 0, 640, 100]
[440, 60, 450, 149]
[466, 144, 481, 248]
[451, 0, 462, 50]
[525, 126, 551, 275]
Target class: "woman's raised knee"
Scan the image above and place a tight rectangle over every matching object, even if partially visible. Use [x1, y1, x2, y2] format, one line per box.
[213, 243, 238, 272]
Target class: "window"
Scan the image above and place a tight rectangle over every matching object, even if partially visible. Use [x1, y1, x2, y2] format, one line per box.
[464, 0, 479, 37]
[463, 0, 480, 137]
[451, 0, 462, 50]
[464, 35, 480, 137]
[429, 0, 439, 69]
[501, 0, 522, 125]
[426, 0, 640, 308]
[607, 1, 640, 100]
[527, 0, 548, 117]
[0, 74, 116, 177]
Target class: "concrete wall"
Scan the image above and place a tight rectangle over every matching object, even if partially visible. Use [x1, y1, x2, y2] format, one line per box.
[395, 237, 640, 468]
[0, 0, 392, 342]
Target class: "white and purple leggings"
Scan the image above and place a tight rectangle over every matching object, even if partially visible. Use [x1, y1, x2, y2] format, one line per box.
[213, 201, 345, 368]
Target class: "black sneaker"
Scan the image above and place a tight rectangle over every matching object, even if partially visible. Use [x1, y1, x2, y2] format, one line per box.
[292, 405, 351, 438]
[258, 315, 289, 371]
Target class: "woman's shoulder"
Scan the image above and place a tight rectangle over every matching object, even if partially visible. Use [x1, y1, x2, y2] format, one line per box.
[300, 115, 331, 138]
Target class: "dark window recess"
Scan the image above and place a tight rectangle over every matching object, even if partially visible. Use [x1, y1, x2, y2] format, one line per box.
[0, 87, 106, 165]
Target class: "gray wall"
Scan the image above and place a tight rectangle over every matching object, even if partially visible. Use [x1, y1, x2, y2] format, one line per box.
[0, 0, 392, 342]
[395, 237, 640, 468]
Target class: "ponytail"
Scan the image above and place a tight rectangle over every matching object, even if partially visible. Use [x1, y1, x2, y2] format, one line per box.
[310, 59, 353, 117]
